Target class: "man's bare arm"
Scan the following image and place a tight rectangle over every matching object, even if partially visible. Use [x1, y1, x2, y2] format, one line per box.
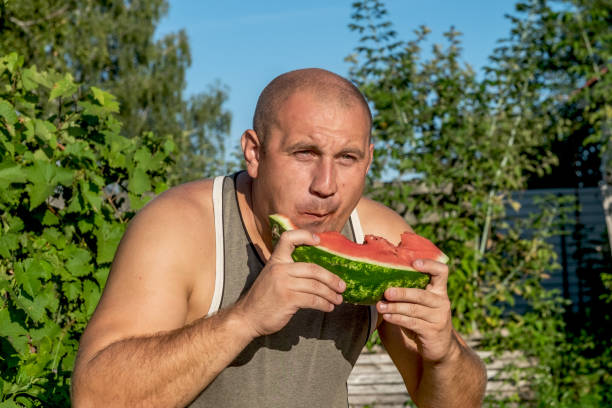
[71, 181, 235, 407]
[357, 198, 486, 407]
[72, 183, 346, 407]
[72, 307, 254, 407]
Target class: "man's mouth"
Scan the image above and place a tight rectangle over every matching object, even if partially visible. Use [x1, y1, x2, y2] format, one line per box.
[303, 212, 329, 218]
[300, 211, 336, 223]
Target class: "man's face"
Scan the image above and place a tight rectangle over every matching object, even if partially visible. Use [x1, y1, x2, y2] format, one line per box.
[250, 90, 373, 233]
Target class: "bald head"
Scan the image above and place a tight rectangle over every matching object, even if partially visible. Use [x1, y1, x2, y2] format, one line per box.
[253, 68, 372, 145]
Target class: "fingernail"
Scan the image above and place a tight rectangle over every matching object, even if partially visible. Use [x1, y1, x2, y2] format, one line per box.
[413, 259, 424, 268]
[379, 302, 387, 311]
[312, 233, 320, 243]
[383, 313, 391, 320]
[336, 294, 343, 303]
[387, 288, 396, 298]
[338, 280, 346, 291]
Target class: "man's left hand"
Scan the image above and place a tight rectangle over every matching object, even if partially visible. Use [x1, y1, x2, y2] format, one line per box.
[376, 259, 459, 364]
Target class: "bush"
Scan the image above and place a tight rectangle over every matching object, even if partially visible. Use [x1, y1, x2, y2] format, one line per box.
[0, 52, 174, 406]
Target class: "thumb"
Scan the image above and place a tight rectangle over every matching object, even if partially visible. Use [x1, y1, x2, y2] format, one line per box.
[270, 229, 320, 263]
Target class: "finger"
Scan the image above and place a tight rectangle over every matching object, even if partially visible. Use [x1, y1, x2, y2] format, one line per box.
[290, 262, 346, 293]
[381, 312, 433, 333]
[383, 287, 444, 308]
[270, 229, 320, 263]
[289, 276, 344, 305]
[377, 301, 440, 324]
[412, 259, 448, 296]
[294, 292, 336, 313]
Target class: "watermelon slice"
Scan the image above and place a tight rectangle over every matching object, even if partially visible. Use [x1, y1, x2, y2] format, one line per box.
[269, 214, 449, 305]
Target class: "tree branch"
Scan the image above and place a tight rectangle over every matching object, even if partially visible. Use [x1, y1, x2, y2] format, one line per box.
[8, 5, 69, 32]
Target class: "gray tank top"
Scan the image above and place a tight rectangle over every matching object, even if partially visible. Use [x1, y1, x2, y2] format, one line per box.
[188, 174, 374, 407]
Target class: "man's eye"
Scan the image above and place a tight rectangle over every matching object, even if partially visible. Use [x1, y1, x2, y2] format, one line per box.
[341, 154, 357, 162]
[295, 150, 314, 158]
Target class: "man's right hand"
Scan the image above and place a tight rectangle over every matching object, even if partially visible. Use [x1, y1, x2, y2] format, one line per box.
[233, 229, 346, 338]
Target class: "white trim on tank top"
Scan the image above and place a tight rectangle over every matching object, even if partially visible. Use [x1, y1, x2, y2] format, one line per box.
[206, 176, 225, 317]
[349, 208, 379, 340]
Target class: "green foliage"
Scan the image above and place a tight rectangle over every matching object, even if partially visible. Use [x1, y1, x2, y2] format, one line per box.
[348, 0, 611, 405]
[171, 83, 234, 185]
[0, 53, 174, 406]
[497, 0, 612, 188]
[0, 0, 235, 184]
[348, 0, 559, 335]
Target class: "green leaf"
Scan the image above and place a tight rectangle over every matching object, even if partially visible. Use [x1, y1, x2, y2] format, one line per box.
[1, 52, 23, 74]
[49, 74, 78, 100]
[0, 232, 19, 258]
[66, 194, 82, 213]
[65, 247, 93, 277]
[128, 192, 152, 211]
[21, 66, 40, 91]
[0, 163, 27, 187]
[134, 147, 154, 171]
[163, 139, 176, 154]
[20, 64, 53, 88]
[80, 180, 102, 212]
[14, 293, 46, 323]
[0, 98, 18, 124]
[42, 210, 60, 226]
[83, 280, 101, 317]
[129, 167, 151, 195]
[90, 86, 119, 113]
[41, 227, 64, 249]
[95, 223, 125, 264]
[0, 400, 22, 408]
[34, 119, 56, 142]
[0, 308, 29, 356]
[13, 260, 42, 297]
[62, 280, 82, 302]
[55, 166, 75, 186]
[94, 267, 110, 289]
[25, 160, 56, 210]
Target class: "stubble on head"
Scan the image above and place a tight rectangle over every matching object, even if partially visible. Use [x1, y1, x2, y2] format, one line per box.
[252, 68, 372, 149]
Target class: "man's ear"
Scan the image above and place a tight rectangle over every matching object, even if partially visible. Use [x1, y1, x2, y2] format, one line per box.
[241, 129, 262, 178]
[365, 142, 374, 175]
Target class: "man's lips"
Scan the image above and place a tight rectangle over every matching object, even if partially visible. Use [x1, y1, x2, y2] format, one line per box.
[303, 212, 328, 217]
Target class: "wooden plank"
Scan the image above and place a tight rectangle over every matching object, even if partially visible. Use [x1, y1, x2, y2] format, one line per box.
[347, 346, 534, 407]
[348, 383, 410, 395]
[349, 393, 411, 405]
[348, 372, 404, 385]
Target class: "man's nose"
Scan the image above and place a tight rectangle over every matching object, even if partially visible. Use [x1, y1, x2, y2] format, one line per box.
[310, 159, 337, 198]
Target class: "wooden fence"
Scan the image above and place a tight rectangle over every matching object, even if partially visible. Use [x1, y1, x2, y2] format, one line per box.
[509, 186, 610, 313]
[347, 340, 532, 407]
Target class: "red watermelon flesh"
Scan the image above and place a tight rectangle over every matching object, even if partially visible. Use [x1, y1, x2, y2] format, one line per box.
[316, 230, 448, 268]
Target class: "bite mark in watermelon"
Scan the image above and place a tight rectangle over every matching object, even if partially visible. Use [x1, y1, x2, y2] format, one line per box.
[269, 214, 448, 305]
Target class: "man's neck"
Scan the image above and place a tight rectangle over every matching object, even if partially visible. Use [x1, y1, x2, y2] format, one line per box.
[236, 172, 273, 260]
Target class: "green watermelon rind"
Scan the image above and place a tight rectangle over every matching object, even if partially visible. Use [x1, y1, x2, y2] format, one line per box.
[269, 214, 431, 305]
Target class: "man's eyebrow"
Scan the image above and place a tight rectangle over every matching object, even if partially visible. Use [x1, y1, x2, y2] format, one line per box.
[285, 142, 320, 152]
[285, 142, 365, 158]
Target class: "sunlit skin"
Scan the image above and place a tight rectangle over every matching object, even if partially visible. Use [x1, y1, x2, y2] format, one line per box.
[241, 89, 374, 253]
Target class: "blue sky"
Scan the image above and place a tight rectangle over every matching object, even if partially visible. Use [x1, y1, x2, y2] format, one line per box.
[157, 1, 517, 146]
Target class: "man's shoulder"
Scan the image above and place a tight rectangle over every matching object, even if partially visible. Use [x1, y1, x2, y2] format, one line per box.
[119, 178, 217, 261]
[133, 178, 215, 230]
[356, 196, 414, 244]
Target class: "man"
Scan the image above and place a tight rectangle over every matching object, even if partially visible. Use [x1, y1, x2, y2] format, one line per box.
[72, 68, 486, 407]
